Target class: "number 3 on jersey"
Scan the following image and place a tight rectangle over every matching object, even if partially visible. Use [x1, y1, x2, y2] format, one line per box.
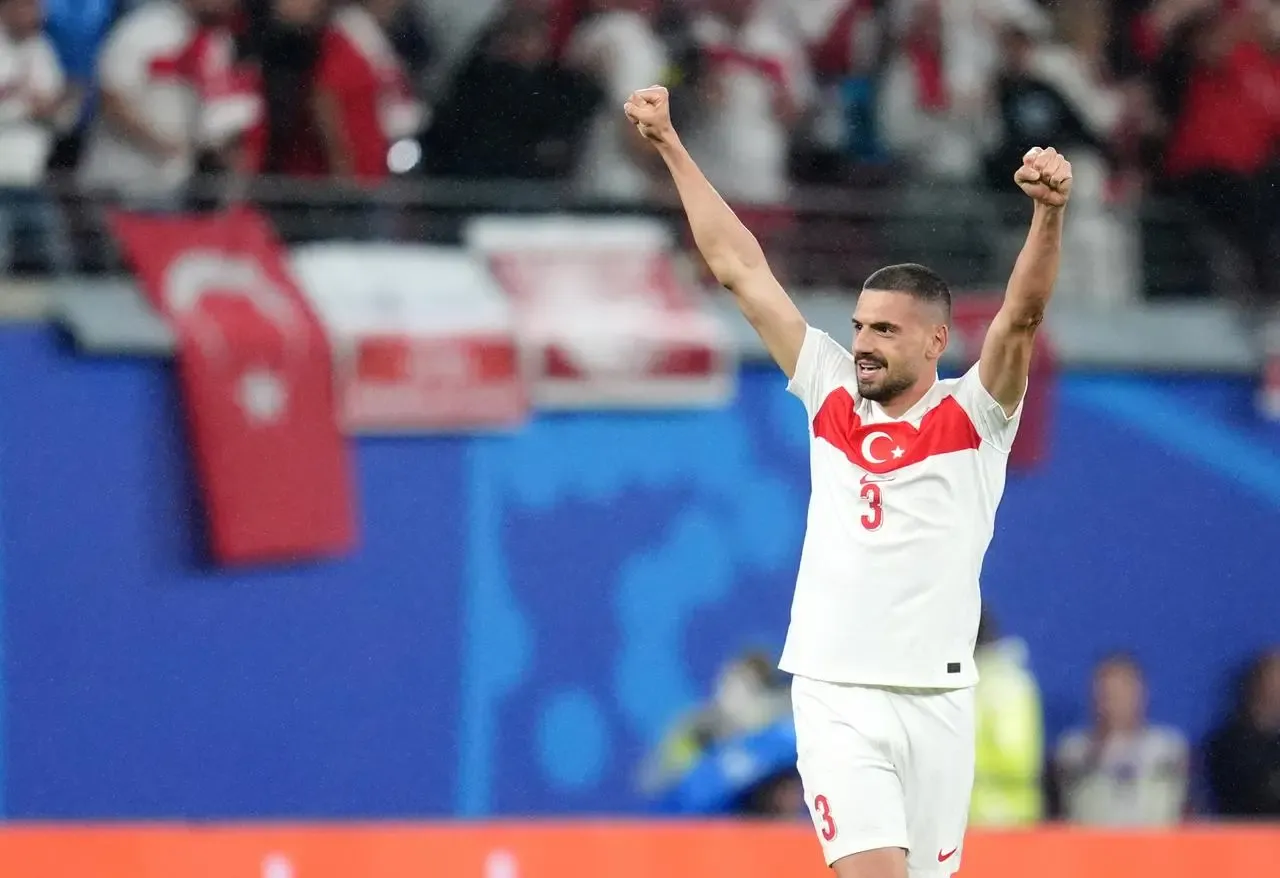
[860, 482, 884, 531]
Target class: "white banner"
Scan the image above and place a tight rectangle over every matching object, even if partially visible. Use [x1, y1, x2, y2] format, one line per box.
[290, 243, 528, 434]
[466, 216, 736, 410]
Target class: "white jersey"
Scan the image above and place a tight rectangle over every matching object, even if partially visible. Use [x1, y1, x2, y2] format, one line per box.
[1054, 725, 1189, 826]
[779, 326, 1022, 689]
[78, 1, 200, 198]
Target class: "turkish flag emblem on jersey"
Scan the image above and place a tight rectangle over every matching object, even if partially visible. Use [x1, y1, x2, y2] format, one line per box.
[111, 209, 357, 565]
[814, 391, 982, 475]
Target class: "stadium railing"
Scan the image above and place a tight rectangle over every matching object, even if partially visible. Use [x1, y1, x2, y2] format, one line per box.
[5, 175, 1218, 304]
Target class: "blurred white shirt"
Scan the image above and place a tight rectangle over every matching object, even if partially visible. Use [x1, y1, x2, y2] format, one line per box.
[78, 0, 199, 197]
[565, 11, 668, 202]
[876, 47, 993, 181]
[0, 26, 65, 186]
[776, 0, 881, 70]
[1055, 726, 1189, 826]
[684, 8, 814, 205]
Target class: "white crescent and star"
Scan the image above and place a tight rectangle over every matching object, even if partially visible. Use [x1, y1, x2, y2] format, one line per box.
[861, 431, 906, 464]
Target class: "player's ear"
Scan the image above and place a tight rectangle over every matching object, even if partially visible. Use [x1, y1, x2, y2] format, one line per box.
[927, 323, 948, 362]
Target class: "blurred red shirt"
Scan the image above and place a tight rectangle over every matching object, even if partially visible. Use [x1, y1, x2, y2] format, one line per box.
[246, 5, 418, 180]
[1163, 29, 1280, 177]
[315, 6, 394, 180]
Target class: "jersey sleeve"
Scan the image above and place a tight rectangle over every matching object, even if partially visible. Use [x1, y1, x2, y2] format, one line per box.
[953, 363, 1024, 453]
[97, 13, 160, 97]
[31, 38, 66, 100]
[786, 325, 856, 416]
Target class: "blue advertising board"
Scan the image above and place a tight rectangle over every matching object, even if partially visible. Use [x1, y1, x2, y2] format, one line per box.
[0, 325, 1276, 817]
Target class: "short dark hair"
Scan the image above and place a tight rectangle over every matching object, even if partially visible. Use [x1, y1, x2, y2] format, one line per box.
[862, 263, 951, 320]
[1096, 651, 1143, 678]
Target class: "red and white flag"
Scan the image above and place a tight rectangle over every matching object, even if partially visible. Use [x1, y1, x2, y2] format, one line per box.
[111, 209, 357, 566]
[289, 243, 528, 434]
[467, 217, 735, 410]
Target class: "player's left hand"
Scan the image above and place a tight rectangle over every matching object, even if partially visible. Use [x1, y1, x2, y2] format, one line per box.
[1014, 147, 1072, 207]
[624, 85, 675, 145]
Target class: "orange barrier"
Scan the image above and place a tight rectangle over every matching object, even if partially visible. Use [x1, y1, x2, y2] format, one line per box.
[0, 822, 1276, 878]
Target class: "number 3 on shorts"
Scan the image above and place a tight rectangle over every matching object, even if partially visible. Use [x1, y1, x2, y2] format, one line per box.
[813, 794, 837, 841]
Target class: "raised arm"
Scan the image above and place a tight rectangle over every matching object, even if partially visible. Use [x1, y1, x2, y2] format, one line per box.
[624, 86, 807, 378]
[979, 146, 1072, 416]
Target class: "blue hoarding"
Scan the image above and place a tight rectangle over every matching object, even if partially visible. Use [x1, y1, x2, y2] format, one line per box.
[0, 325, 1275, 817]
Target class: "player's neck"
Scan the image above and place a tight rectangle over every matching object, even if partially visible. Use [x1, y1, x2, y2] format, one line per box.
[876, 373, 938, 419]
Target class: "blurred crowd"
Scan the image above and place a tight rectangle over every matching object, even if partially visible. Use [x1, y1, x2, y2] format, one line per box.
[2, 0, 1280, 302]
[647, 627, 1280, 826]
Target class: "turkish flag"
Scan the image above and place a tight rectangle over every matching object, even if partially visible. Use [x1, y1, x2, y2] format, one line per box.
[111, 208, 357, 565]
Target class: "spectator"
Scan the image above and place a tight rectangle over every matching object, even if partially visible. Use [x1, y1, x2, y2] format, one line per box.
[638, 650, 789, 794]
[1157, 1, 1280, 310]
[780, 0, 880, 80]
[563, 0, 669, 204]
[867, 1, 997, 287]
[1105, 0, 1219, 301]
[983, 1, 1122, 196]
[681, 0, 814, 206]
[40, 0, 114, 173]
[422, 6, 600, 180]
[970, 610, 1044, 827]
[313, 0, 424, 182]
[0, 0, 73, 273]
[77, 0, 252, 202]
[981, 0, 1134, 307]
[238, 0, 329, 179]
[1112, 0, 1216, 78]
[1205, 648, 1280, 817]
[1054, 653, 1189, 826]
[777, 0, 883, 170]
[877, 0, 991, 182]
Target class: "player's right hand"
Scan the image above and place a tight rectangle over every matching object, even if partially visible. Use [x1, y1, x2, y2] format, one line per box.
[623, 86, 675, 145]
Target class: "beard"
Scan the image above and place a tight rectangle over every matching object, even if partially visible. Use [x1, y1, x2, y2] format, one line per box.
[856, 357, 917, 403]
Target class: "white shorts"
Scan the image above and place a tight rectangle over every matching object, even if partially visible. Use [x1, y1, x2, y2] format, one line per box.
[792, 676, 975, 876]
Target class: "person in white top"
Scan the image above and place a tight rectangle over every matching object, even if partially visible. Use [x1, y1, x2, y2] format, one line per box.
[681, 0, 814, 206]
[0, 0, 73, 272]
[77, 0, 238, 201]
[1054, 653, 1189, 826]
[563, 0, 668, 204]
[623, 85, 1070, 878]
[876, 0, 993, 183]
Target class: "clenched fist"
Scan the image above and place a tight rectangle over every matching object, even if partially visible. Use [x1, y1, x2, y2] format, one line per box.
[1014, 147, 1072, 207]
[624, 85, 675, 145]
